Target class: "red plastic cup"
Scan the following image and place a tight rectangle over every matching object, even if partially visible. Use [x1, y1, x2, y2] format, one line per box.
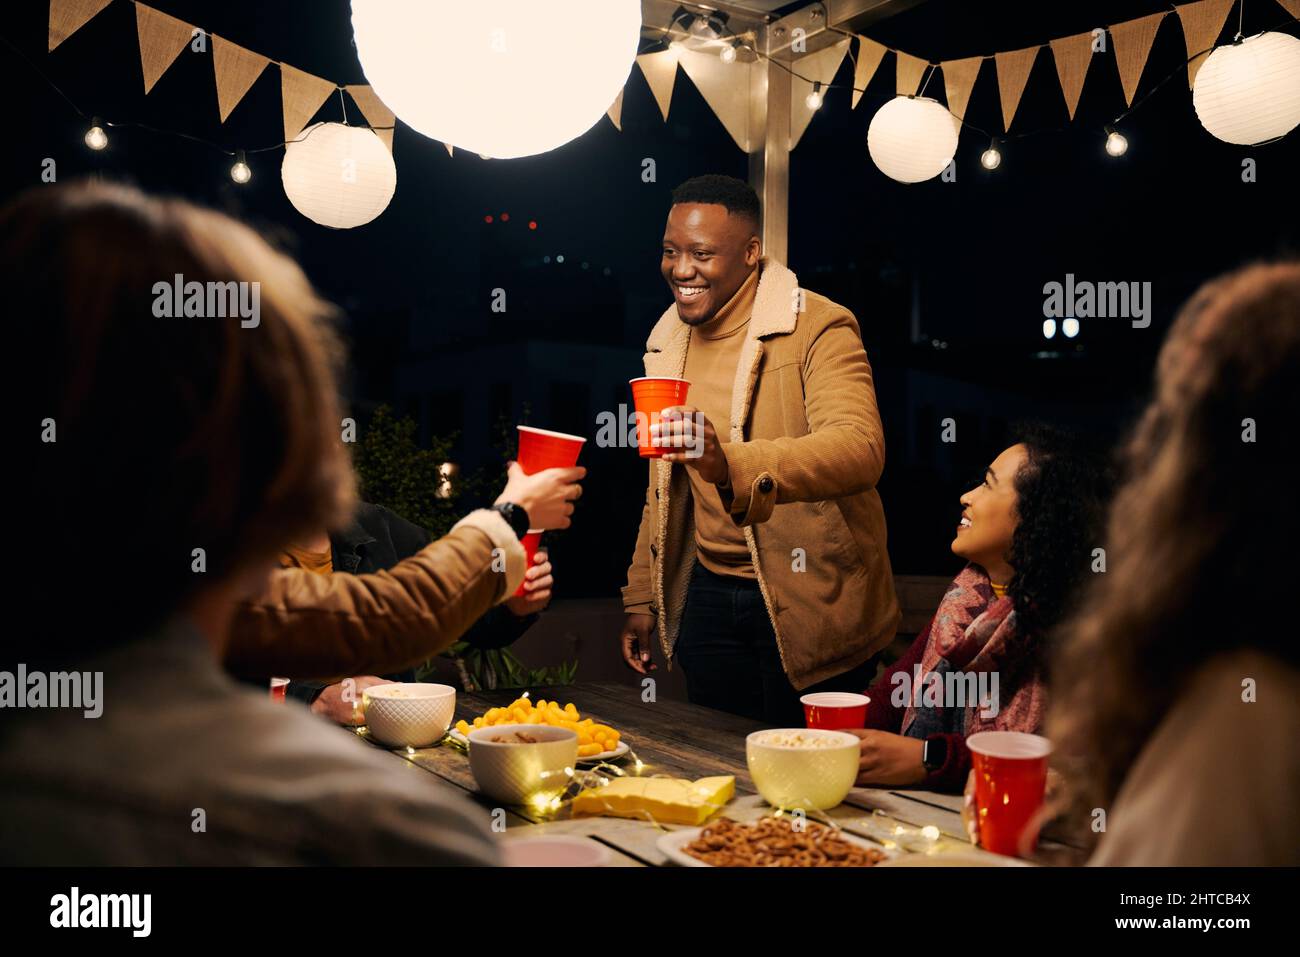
[269, 677, 289, 702]
[516, 425, 586, 474]
[513, 530, 544, 598]
[967, 731, 1052, 858]
[801, 692, 870, 730]
[512, 426, 582, 596]
[629, 377, 691, 458]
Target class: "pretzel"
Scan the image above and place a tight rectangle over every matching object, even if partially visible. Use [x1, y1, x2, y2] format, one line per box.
[681, 817, 888, 868]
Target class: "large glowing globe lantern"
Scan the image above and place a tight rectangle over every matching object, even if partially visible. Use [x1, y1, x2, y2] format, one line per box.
[1192, 32, 1300, 146]
[350, 0, 642, 159]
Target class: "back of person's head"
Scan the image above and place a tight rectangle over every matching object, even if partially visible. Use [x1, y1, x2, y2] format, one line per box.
[10, 181, 356, 665]
[1048, 259, 1300, 830]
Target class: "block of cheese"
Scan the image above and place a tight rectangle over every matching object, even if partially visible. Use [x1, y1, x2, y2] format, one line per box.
[571, 775, 734, 825]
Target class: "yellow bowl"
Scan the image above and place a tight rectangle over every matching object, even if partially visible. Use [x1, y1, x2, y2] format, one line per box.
[746, 728, 860, 810]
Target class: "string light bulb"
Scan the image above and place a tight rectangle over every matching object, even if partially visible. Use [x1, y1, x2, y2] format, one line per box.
[980, 138, 1002, 170]
[229, 150, 251, 184]
[84, 117, 107, 151]
[720, 42, 737, 64]
[806, 81, 824, 111]
[1104, 127, 1128, 157]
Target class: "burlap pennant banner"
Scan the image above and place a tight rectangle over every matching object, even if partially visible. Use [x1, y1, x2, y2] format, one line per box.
[1110, 11, 1168, 107]
[637, 49, 679, 123]
[48, 0, 113, 52]
[895, 50, 929, 96]
[606, 88, 625, 131]
[995, 45, 1040, 132]
[790, 37, 850, 149]
[1176, 0, 1235, 89]
[941, 55, 984, 122]
[212, 35, 270, 123]
[1275, 0, 1299, 18]
[1049, 32, 1093, 120]
[281, 64, 336, 142]
[345, 84, 396, 150]
[135, 2, 195, 94]
[852, 36, 888, 109]
[675, 45, 756, 150]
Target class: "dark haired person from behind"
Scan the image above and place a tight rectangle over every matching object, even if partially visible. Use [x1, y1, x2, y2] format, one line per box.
[848, 425, 1110, 792]
[620, 174, 900, 724]
[1, 181, 577, 864]
[1050, 262, 1300, 865]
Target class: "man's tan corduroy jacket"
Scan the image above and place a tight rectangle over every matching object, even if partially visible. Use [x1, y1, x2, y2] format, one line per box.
[622, 258, 900, 690]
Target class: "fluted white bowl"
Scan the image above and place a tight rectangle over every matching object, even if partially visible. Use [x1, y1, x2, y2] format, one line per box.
[362, 683, 456, 748]
[468, 724, 578, 806]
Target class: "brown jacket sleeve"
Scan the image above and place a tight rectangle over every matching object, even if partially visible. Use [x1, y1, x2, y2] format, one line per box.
[224, 509, 525, 681]
[620, 461, 655, 615]
[719, 306, 885, 527]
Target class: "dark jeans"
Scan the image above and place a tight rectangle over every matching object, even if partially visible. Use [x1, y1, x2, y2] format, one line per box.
[674, 563, 879, 727]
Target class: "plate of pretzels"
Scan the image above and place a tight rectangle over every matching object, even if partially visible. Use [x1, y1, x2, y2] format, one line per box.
[657, 815, 894, 868]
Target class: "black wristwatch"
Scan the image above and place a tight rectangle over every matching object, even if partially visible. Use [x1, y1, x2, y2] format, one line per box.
[492, 502, 531, 540]
[922, 735, 948, 772]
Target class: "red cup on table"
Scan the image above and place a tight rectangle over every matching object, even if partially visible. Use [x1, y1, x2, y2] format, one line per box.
[801, 692, 870, 730]
[513, 426, 585, 597]
[966, 731, 1052, 858]
[629, 377, 691, 458]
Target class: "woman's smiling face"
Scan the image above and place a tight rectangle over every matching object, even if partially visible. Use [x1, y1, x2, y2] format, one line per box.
[952, 443, 1028, 582]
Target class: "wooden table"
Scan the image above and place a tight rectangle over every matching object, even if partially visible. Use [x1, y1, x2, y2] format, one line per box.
[353, 681, 1071, 866]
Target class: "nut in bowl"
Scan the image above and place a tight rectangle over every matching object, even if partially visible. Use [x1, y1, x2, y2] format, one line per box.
[362, 682, 456, 748]
[467, 723, 578, 806]
[746, 729, 861, 811]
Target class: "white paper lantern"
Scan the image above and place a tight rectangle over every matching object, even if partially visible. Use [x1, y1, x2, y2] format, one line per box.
[1193, 32, 1300, 146]
[351, 0, 641, 159]
[867, 96, 960, 184]
[281, 122, 396, 229]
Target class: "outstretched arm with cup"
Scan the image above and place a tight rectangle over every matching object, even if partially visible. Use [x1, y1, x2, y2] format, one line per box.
[225, 463, 584, 682]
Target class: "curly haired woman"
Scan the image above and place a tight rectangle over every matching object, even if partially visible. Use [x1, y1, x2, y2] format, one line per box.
[1049, 261, 1300, 866]
[848, 424, 1110, 792]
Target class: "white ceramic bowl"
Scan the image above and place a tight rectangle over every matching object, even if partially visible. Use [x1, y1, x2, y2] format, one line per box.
[746, 728, 860, 810]
[468, 724, 578, 806]
[362, 683, 456, 748]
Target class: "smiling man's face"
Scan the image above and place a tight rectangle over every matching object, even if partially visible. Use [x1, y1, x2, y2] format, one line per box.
[661, 203, 760, 326]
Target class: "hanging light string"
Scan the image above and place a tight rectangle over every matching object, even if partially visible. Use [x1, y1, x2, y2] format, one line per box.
[0, 26, 393, 164]
[656, 2, 1299, 148]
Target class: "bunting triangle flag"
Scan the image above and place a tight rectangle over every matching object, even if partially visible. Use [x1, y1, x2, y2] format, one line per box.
[852, 36, 888, 109]
[281, 64, 336, 142]
[1110, 11, 1168, 107]
[212, 35, 270, 123]
[895, 50, 929, 96]
[995, 46, 1040, 132]
[790, 38, 850, 149]
[345, 84, 396, 150]
[49, 0, 113, 52]
[1176, 0, 1234, 89]
[637, 49, 679, 122]
[444, 143, 453, 157]
[135, 3, 195, 94]
[941, 55, 984, 122]
[675, 45, 756, 150]
[1049, 32, 1093, 120]
[1275, 0, 1299, 18]
[607, 88, 624, 131]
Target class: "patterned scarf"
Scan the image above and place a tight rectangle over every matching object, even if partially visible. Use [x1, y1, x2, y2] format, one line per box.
[900, 564, 1047, 738]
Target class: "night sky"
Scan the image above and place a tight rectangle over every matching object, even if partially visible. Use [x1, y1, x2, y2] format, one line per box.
[6, 1, 1298, 595]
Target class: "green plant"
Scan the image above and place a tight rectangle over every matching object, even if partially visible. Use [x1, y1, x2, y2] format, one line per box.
[421, 642, 578, 692]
